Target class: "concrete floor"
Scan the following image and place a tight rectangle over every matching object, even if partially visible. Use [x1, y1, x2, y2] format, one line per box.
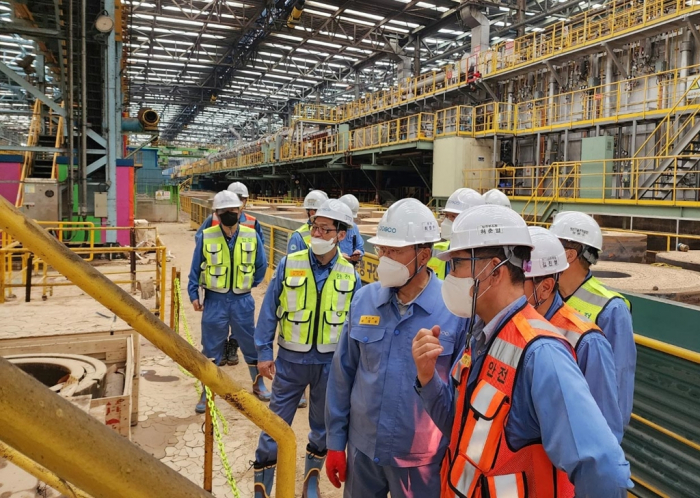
[0, 216, 343, 498]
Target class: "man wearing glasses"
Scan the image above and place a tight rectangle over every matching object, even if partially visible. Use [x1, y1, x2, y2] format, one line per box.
[325, 198, 467, 497]
[253, 199, 361, 498]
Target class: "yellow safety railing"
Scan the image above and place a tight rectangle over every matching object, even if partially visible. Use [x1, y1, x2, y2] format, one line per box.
[0, 194, 297, 498]
[16, 100, 43, 207]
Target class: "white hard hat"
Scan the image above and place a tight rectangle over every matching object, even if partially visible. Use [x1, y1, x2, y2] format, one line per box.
[525, 226, 569, 278]
[304, 190, 328, 209]
[339, 194, 360, 217]
[367, 198, 440, 247]
[483, 189, 511, 208]
[549, 211, 602, 251]
[312, 199, 354, 227]
[212, 190, 242, 210]
[438, 205, 533, 261]
[443, 188, 485, 214]
[228, 181, 249, 198]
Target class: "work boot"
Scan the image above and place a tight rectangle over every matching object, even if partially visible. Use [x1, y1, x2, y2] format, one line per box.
[195, 388, 207, 414]
[227, 339, 240, 366]
[302, 445, 327, 498]
[253, 461, 275, 498]
[248, 365, 271, 402]
[298, 394, 308, 409]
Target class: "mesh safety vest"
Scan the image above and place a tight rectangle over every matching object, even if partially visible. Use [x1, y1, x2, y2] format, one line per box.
[428, 240, 450, 280]
[241, 212, 257, 230]
[443, 304, 575, 498]
[566, 277, 631, 325]
[200, 225, 257, 294]
[549, 302, 602, 352]
[294, 222, 312, 248]
[276, 250, 357, 353]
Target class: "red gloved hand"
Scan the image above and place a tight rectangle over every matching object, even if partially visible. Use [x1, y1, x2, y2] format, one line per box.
[325, 450, 347, 488]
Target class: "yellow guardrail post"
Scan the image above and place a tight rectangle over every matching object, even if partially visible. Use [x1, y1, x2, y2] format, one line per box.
[0, 195, 297, 498]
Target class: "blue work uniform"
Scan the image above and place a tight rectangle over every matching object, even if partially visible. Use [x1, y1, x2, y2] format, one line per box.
[196, 212, 265, 244]
[338, 223, 365, 261]
[546, 292, 624, 442]
[326, 272, 467, 497]
[567, 271, 636, 429]
[287, 221, 311, 253]
[417, 296, 632, 497]
[187, 225, 267, 365]
[254, 251, 362, 463]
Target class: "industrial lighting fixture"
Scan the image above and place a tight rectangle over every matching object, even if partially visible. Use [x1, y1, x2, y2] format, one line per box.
[95, 11, 114, 33]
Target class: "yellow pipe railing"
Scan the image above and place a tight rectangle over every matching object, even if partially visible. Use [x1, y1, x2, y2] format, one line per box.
[0, 195, 297, 498]
[17, 99, 43, 207]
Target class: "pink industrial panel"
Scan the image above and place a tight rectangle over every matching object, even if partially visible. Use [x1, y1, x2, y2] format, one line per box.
[116, 166, 134, 246]
[0, 161, 21, 205]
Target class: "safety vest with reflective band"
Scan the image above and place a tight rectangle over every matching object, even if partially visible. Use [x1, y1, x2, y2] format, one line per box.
[428, 240, 450, 280]
[211, 212, 220, 227]
[200, 225, 257, 294]
[241, 212, 257, 230]
[443, 304, 575, 498]
[294, 222, 312, 248]
[276, 250, 357, 354]
[549, 302, 602, 352]
[566, 276, 631, 325]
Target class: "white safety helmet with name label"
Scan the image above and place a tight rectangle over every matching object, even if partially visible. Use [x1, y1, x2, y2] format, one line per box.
[304, 190, 328, 209]
[312, 199, 354, 227]
[443, 188, 485, 214]
[483, 189, 511, 208]
[368, 198, 440, 247]
[525, 226, 569, 278]
[339, 194, 360, 217]
[549, 211, 603, 251]
[212, 190, 242, 210]
[228, 181, 249, 198]
[438, 205, 533, 261]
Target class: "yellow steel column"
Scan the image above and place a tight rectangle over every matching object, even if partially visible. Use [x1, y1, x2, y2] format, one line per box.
[0, 195, 297, 498]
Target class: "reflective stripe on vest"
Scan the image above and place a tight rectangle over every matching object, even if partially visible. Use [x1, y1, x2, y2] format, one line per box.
[566, 276, 631, 325]
[444, 304, 575, 498]
[241, 212, 257, 230]
[549, 302, 602, 351]
[428, 240, 450, 280]
[200, 225, 257, 293]
[276, 250, 357, 353]
[294, 223, 312, 248]
[211, 212, 220, 227]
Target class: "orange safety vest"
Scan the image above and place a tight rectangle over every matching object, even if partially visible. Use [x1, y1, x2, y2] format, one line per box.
[548, 302, 602, 353]
[241, 212, 257, 230]
[211, 212, 220, 227]
[442, 304, 575, 498]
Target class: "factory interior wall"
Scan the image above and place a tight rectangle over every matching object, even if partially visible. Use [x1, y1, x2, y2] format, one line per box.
[0, 159, 21, 204]
[433, 136, 495, 197]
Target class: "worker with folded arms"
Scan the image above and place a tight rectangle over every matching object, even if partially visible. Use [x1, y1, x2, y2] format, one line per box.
[187, 190, 269, 414]
[338, 194, 365, 267]
[412, 205, 632, 497]
[252, 199, 361, 498]
[325, 198, 467, 497]
[524, 226, 623, 442]
[287, 190, 329, 253]
[550, 211, 636, 430]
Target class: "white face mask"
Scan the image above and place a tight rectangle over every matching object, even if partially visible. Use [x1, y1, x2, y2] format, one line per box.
[441, 275, 475, 317]
[441, 219, 453, 240]
[377, 255, 414, 288]
[310, 236, 336, 255]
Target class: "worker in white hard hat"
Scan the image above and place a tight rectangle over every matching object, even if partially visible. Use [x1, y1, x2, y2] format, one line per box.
[253, 199, 361, 498]
[338, 194, 365, 267]
[412, 205, 631, 497]
[524, 226, 623, 442]
[483, 188, 512, 208]
[188, 191, 270, 413]
[287, 190, 329, 253]
[550, 211, 636, 430]
[428, 188, 484, 280]
[325, 198, 467, 497]
[195, 181, 265, 366]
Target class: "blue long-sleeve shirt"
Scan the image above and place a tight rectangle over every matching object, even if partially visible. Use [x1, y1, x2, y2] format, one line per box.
[568, 272, 636, 430]
[418, 296, 632, 497]
[187, 224, 267, 302]
[287, 223, 310, 253]
[326, 274, 468, 467]
[338, 223, 365, 258]
[546, 292, 624, 442]
[255, 250, 362, 365]
[195, 212, 265, 245]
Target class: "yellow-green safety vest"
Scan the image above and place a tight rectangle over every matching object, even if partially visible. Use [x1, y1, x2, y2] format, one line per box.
[276, 250, 357, 353]
[566, 276, 631, 324]
[200, 225, 257, 294]
[294, 222, 312, 248]
[428, 240, 450, 280]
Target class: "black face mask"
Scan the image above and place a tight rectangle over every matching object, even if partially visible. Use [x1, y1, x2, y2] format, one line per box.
[219, 211, 238, 227]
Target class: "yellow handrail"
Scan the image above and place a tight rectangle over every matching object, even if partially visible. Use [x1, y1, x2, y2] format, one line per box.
[17, 99, 43, 207]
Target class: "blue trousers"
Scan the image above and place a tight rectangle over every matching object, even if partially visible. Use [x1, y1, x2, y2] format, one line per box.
[344, 443, 441, 498]
[255, 357, 329, 463]
[201, 291, 256, 365]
